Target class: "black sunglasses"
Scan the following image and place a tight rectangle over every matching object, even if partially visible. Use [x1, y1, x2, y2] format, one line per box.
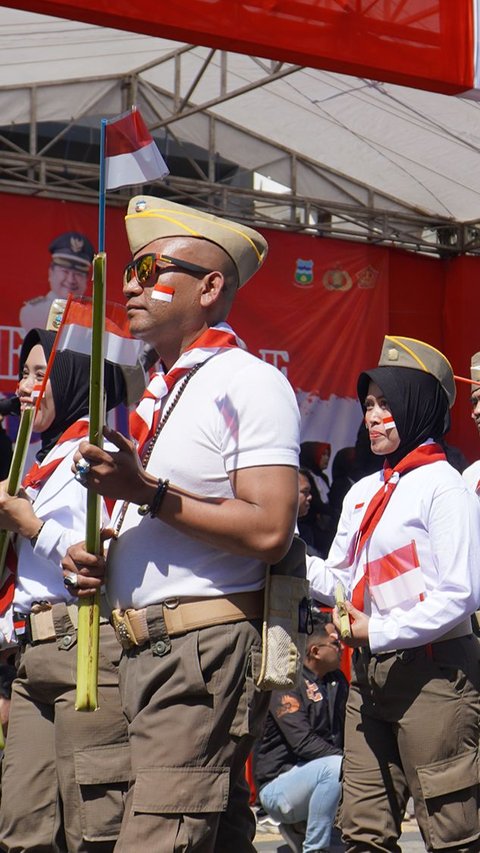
[123, 253, 213, 287]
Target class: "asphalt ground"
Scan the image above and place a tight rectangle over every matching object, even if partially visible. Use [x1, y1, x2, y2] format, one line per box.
[254, 818, 426, 852]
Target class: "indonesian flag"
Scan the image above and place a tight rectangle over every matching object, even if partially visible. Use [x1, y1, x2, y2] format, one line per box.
[105, 107, 169, 190]
[57, 297, 143, 366]
[366, 541, 425, 611]
[382, 414, 397, 431]
[152, 284, 175, 302]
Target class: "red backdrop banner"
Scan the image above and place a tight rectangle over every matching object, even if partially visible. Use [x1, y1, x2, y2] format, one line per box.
[1, 192, 478, 465]
[3, 0, 477, 95]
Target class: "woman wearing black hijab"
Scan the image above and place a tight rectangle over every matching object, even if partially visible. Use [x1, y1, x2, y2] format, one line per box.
[0, 329, 130, 852]
[307, 336, 480, 853]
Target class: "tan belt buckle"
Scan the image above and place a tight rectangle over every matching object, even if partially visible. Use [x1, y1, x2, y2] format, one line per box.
[111, 609, 138, 650]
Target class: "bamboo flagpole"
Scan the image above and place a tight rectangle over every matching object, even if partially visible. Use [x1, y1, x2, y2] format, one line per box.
[75, 108, 168, 711]
[75, 252, 106, 711]
[0, 298, 69, 590]
[0, 406, 36, 582]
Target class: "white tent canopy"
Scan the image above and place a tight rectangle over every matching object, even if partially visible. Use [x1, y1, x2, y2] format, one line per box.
[2, 6, 480, 253]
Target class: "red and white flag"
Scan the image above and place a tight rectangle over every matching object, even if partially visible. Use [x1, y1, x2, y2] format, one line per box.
[366, 541, 425, 611]
[105, 107, 169, 190]
[152, 284, 175, 303]
[382, 414, 397, 431]
[57, 297, 143, 366]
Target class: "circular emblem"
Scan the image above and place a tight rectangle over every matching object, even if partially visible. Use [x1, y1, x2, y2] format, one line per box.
[323, 268, 352, 292]
[135, 199, 148, 212]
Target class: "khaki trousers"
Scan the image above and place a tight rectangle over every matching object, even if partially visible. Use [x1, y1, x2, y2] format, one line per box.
[114, 615, 270, 852]
[0, 610, 130, 853]
[341, 636, 480, 853]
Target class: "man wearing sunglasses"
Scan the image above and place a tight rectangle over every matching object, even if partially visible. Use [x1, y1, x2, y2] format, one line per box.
[19, 230, 94, 332]
[63, 196, 301, 852]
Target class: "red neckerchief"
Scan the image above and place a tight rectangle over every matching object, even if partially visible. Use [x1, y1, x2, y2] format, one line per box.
[130, 323, 243, 459]
[22, 418, 89, 491]
[0, 542, 17, 616]
[351, 443, 446, 611]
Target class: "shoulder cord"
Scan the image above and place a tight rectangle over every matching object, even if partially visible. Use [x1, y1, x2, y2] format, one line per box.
[113, 361, 203, 537]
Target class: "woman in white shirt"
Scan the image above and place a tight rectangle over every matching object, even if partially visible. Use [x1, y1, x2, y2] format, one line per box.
[308, 335, 480, 853]
[0, 328, 131, 853]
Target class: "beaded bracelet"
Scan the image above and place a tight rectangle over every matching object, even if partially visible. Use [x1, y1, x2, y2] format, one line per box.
[138, 479, 170, 518]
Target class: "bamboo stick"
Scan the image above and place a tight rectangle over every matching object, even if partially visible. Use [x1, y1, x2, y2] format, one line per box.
[75, 253, 106, 712]
[335, 581, 352, 640]
[0, 406, 36, 579]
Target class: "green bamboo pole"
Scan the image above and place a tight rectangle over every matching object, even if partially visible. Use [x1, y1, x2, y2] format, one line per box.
[75, 253, 106, 712]
[0, 406, 36, 578]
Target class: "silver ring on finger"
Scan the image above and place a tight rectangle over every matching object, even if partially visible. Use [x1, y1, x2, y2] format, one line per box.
[75, 457, 91, 476]
[63, 572, 80, 591]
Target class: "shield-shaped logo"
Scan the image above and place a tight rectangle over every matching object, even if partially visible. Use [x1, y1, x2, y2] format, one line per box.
[294, 259, 314, 287]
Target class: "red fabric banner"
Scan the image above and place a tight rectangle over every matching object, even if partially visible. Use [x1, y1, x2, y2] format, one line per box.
[1, 192, 479, 465]
[4, 0, 476, 95]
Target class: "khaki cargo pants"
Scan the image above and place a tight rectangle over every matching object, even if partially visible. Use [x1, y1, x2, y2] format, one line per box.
[341, 636, 480, 853]
[114, 613, 269, 852]
[0, 609, 130, 853]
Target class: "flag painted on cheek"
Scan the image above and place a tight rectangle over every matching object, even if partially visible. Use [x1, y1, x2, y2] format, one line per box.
[105, 107, 169, 190]
[383, 414, 397, 431]
[57, 297, 143, 366]
[152, 284, 175, 302]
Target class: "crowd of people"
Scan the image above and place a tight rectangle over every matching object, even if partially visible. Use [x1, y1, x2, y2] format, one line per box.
[0, 198, 479, 853]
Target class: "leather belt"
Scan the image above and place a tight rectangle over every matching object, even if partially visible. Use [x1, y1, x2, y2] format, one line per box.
[111, 590, 264, 650]
[13, 601, 110, 644]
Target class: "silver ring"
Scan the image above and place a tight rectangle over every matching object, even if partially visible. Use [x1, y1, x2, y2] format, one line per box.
[75, 457, 91, 476]
[63, 572, 79, 591]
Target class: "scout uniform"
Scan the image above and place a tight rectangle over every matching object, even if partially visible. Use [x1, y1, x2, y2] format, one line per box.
[308, 337, 480, 852]
[463, 351, 480, 495]
[102, 197, 300, 852]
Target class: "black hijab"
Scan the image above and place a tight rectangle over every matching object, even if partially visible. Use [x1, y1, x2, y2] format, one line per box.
[19, 329, 126, 462]
[357, 366, 450, 468]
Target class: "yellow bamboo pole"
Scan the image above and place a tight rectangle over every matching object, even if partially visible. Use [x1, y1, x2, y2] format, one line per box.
[335, 581, 352, 640]
[75, 253, 106, 711]
[0, 406, 36, 580]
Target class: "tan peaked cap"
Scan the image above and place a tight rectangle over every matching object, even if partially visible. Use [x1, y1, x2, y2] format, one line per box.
[471, 352, 480, 387]
[125, 196, 268, 288]
[379, 335, 456, 407]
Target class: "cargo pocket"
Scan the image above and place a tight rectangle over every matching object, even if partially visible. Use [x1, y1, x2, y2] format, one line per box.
[132, 766, 229, 851]
[229, 647, 267, 739]
[133, 765, 229, 814]
[74, 741, 131, 842]
[416, 747, 480, 849]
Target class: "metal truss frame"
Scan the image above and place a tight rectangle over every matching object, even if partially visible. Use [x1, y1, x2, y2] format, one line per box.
[1, 43, 478, 257]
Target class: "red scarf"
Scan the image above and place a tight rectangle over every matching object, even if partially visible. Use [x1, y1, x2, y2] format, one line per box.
[22, 418, 90, 491]
[351, 443, 446, 611]
[130, 322, 244, 459]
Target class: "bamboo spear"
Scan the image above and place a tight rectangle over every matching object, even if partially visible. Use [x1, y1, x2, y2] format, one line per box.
[0, 406, 36, 583]
[75, 253, 106, 711]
